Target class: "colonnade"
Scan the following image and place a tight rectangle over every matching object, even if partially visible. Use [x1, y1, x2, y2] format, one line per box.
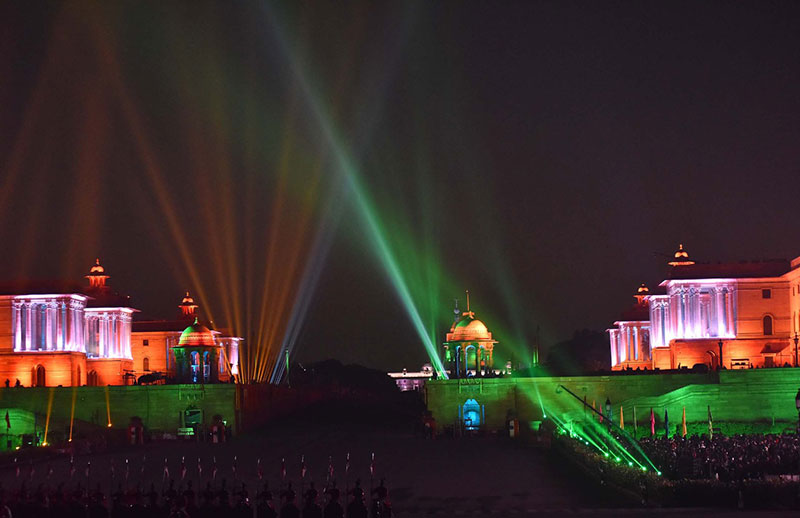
[11, 297, 133, 359]
[609, 323, 650, 366]
[12, 297, 86, 352]
[650, 284, 736, 348]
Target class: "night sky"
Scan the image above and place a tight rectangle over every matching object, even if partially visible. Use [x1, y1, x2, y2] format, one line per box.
[2, 1, 799, 373]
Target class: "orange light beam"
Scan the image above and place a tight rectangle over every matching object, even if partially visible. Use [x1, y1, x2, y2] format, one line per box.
[68, 386, 77, 442]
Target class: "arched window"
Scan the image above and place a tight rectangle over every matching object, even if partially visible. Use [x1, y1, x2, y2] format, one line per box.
[33, 365, 46, 387]
[87, 370, 98, 386]
[77, 365, 81, 386]
[763, 315, 773, 336]
[143, 357, 150, 371]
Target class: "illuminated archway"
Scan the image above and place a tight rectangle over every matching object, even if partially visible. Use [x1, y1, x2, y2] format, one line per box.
[32, 365, 46, 387]
[87, 370, 98, 386]
[461, 398, 484, 431]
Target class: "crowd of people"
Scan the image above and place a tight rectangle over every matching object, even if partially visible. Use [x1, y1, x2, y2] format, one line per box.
[639, 434, 800, 481]
[0, 477, 392, 518]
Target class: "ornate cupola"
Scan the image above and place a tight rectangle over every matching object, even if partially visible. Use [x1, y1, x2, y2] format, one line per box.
[634, 283, 649, 304]
[86, 258, 110, 289]
[442, 290, 498, 378]
[668, 243, 696, 267]
[173, 317, 221, 384]
[178, 291, 199, 318]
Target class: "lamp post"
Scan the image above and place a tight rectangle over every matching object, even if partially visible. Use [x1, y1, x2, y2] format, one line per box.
[794, 333, 799, 368]
[717, 339, 724, 371]
[795, 388, 800, 432]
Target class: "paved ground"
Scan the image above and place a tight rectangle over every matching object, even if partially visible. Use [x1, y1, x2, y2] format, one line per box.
[1, 407, 798, 516]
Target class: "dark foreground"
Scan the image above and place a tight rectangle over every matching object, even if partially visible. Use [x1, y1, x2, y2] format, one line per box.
[1, 403, 798, 516]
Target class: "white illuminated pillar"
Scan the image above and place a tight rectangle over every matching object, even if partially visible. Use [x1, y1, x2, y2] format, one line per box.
[13, 302, 21, 351]
[609, 330, 619, 366]
[25, 302, 32, 351]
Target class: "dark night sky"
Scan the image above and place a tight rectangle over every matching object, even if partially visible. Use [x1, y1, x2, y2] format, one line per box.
[1, 1, 799, 372]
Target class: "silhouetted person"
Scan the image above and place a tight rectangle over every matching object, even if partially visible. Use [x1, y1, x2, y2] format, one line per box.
[346, 481, 367, 518]
[257, 482, 278, 518]
[280, 483, 300, 518]
[370, 479, 391, 517]
[14, 379, 20, 388]
[302, 482, 321, 518]
[323, 483, 343, 518]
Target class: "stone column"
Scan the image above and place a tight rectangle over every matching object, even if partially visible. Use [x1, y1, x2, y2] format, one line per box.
[25, 302, 32, 351]
[13, 302, 22, 351]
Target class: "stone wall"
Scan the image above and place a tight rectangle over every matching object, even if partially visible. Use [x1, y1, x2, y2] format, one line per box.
[426, 369, 800, 432]
[0, 384, 238, 434]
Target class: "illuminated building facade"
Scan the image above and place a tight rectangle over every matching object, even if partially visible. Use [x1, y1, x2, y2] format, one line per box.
[442, 293, 497, 377]
[0, 260, 240, 386]
[609, 245, 800, 370]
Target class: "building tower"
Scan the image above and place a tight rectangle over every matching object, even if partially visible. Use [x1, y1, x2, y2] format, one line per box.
[442, 291, 498, 378]
[86, 258, 110, 290]
[178, 291, 199, 319]
[172, 317, 221, 384]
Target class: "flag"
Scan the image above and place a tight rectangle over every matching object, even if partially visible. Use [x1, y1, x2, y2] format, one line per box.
[369, 453, 375, 478]
[257, 458, 263, 481]
[681, 407, 687, 438]
[280, 458, 286, 480]
[300, 455, 306, 479]
[649, 408, 655, 437]
[4, 411, 9, 429]
[620, 406, 624, 430]
[212, 456, 217, 481]
[708, 405, 713, 439]
[664, 409, 669, 438]
[232, 455, 238, 478]
[197, 457, 202, 478]
[633, 406, 638, 436]
[162, 458, 169, 480]
[181, 456, 187, 480]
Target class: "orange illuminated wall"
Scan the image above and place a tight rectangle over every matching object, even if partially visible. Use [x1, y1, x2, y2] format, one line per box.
[85, 358, 133, 386]
[129, 331, 178, 378]
[0, 351, 86, 387]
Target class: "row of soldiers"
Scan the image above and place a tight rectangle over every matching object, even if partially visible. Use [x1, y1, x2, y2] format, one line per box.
[0, 477, 392, 518]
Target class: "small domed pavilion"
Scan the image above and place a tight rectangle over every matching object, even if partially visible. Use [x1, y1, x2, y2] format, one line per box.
[442, 291, 497, 377]
[173, 318, 221, 384]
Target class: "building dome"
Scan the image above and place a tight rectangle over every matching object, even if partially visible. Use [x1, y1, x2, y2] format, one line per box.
[178, 318, 216, 347]
[451, 316, 491, 340]
[89, 258, 105, 274]
[181, 291, 195, 305]
[668, 243, 696, 267]
[636, 283, 649, 295]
